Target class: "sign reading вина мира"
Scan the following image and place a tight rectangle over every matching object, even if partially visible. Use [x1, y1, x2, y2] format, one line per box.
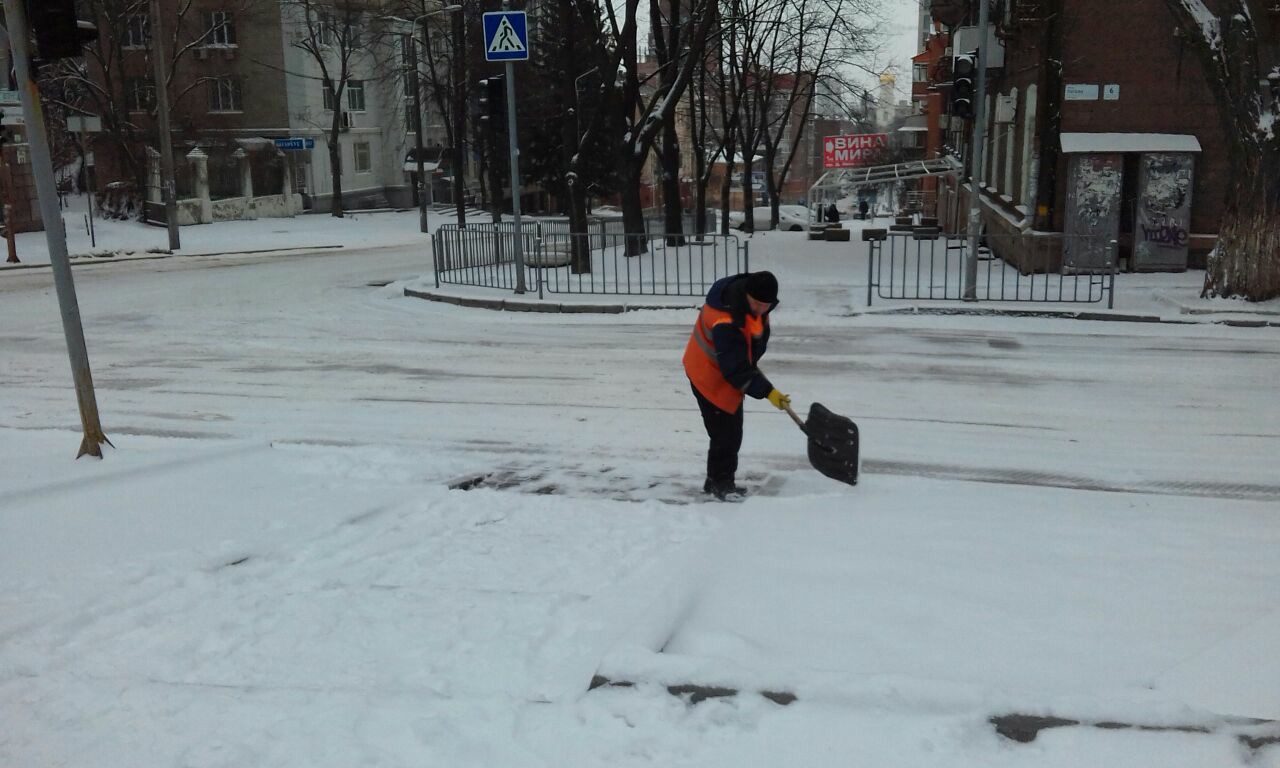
[823, 134, 888, 169]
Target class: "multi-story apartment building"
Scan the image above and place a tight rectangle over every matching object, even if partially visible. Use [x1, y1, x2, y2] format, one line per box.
[88, 0, 455, 219]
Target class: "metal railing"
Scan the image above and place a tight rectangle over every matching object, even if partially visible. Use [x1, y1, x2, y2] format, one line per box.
[537, 230, 746, 296]
[433, 219, 746, 297]
[865, 228, 1117, 308]
[432, 222, 540, 292]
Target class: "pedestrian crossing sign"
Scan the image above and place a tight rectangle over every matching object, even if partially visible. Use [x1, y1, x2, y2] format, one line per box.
[483, 12, 529, 62]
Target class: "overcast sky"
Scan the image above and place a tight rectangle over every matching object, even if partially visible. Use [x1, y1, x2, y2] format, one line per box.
[880, 0, 926, 100]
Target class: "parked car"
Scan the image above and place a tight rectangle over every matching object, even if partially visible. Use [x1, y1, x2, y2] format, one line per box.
[726, 205, 813, 231]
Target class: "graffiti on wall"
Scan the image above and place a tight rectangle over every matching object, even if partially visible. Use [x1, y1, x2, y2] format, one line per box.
[1135, 153, 1194, 267]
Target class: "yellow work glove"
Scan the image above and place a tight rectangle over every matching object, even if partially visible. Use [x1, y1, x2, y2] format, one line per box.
[767, 389, 791, 411]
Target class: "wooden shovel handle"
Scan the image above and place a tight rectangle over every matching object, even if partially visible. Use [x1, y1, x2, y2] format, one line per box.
[783, 403, 808, 434]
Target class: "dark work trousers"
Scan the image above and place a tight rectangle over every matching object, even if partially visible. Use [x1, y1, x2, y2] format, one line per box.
[691, 382, 744, 485]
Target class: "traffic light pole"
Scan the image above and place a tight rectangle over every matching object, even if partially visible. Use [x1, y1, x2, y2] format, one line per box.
[2, 0, 110, 457]
[963, 0, 991, 301]
[149, 0, 180, 252]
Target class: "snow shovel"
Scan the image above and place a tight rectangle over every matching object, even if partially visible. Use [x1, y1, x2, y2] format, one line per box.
[783, 402, 860, 486]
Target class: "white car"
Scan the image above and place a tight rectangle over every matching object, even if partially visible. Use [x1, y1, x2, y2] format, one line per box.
[727, 205, 814, 232]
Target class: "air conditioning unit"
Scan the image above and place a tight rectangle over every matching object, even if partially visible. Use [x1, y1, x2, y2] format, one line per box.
[195, 47, 210, 60]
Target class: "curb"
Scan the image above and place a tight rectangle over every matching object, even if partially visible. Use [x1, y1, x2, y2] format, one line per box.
[403, 287, 698, 314]
[0, 244, 346, 273]
[851, 305, 1280, 328]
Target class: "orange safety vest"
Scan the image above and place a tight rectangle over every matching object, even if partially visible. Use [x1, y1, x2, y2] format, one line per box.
[683, 304, 766, 413]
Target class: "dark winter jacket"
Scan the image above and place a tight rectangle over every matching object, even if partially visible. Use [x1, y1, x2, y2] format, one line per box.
[703, 274, 777, 400]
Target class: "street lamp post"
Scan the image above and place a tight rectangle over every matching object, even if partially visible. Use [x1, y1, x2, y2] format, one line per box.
[385, 5, 462, 234]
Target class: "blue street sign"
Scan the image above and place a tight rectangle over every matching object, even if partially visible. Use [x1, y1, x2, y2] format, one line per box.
[483, 12, 528, 62]
[274, 138, 315, 150]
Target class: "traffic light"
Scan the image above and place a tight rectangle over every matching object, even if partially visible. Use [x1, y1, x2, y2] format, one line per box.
[476, 75, 505, 130]
[26, 0, 99, 62]
[950, 52, 976, 119]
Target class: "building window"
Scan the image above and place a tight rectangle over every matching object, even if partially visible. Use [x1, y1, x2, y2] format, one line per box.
[123, 14, 150, 48]
[913, 63, 927, 83]
[346, 80, 365, 112]
[352, 142, 371, 174]
[322, 82, 336, 111]
[209, 78, 242, 113]
[126, 78, 155, 112]
[205, 11, 237, 46]
[400, 35, 413, 67]
[405, 106, 420, 132]
[314, 9, 336, 46]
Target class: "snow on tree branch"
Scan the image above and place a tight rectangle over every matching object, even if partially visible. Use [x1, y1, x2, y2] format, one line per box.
[1177, 0, 1221, 49]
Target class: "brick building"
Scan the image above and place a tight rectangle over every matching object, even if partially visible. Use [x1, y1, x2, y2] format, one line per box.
[931, 0, 1270, 272]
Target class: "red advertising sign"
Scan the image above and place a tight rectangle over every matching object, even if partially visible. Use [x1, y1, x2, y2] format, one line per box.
[823, 134, 889, 169]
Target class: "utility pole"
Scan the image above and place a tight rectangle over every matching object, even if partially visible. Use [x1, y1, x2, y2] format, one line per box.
[408, 33, 429, 233]
[149, 0, 180, 251]
[2, 0, 110, 457]
[452, 9, 467, 226]
[1, 142, 18, 263]
[962, 0, 990, 301]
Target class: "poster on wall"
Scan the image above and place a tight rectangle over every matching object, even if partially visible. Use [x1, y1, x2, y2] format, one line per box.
[1063, 153, 1122, 272]
[1134, 153, 1194, 271]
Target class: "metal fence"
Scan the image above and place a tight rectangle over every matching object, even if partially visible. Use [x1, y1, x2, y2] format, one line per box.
[433, 222, 539, 292]
[433, 219, 746, 297]
[865, 229, 1117, 308]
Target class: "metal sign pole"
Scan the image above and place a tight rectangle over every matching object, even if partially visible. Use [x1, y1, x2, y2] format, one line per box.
[484, 6, 528, 293]
[505, 59, 526, 294]
[963, 0, 991, 301]
[2, 0, 110, 457]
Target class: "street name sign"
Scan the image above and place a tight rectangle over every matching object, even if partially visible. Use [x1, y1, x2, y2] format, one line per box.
[274, 138, 315, 150]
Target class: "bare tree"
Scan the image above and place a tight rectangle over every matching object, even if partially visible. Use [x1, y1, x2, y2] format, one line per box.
[1163, 0, 1279, 300]
[382, 0, 472, 226]
[757, 0, 874, 229]
[284, 0, 368, 218]
[687, 9, 742, 237]
[605, 0, 716, 253]
[722, 0, 876, 232]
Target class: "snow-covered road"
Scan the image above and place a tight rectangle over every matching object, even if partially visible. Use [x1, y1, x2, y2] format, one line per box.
[2, 241, 1278, 766]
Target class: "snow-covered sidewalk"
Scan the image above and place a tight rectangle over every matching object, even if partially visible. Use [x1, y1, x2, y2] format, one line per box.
[2, 233, 1279, 767]
[1, 195, 487, 268]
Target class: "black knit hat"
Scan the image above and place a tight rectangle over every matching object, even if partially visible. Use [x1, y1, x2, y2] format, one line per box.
[745, 271, 778, 304]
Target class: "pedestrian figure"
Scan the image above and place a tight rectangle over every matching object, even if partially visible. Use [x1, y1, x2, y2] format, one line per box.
[683, 271, 790, 501]
[858, 199, 869, 220]
[826, 203, 840, 223]
[495, 22, 520, 50]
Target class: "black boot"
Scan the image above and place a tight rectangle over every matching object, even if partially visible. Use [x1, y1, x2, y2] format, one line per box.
[703, 478, 746, 501]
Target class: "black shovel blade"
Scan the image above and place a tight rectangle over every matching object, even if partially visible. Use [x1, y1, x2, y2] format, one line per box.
[806, 402, 859, 486]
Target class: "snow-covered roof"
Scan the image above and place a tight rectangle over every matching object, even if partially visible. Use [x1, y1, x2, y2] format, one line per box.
[1059, 133, 1202, 154]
